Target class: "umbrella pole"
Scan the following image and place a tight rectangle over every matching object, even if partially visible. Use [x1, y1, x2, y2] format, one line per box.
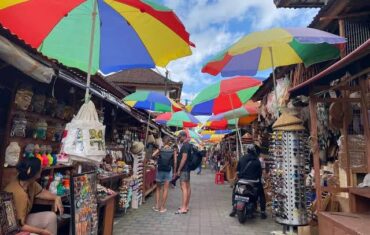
[227, 94, 244, 156]
[145, 111, 151, 147]
[236, 130, 239, 160]
[236, 121, 244, 156]
[269, 47, 279, 116]
[85, 0, 98, 104]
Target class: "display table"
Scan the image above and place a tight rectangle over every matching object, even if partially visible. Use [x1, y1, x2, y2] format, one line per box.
[98, 192, 118, 235]
[144, 167, 156, 197]
[349, 187, 370, 213]
[318, 212, 370, 235]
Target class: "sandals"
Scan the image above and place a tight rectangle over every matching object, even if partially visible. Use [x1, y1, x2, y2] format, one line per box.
[159, 208, 167, 213]
[175, 209, 188, 215]
[178, 207, 189, 212]
[152, 206, 159, 212]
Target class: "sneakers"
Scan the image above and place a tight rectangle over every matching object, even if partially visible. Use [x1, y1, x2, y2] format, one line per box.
[229, 208, 236, 217]
[261, 211, 267, 219]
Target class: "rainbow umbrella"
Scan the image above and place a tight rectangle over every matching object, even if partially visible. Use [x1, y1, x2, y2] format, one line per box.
[123, 91, 180, 144]
[190, 76, 261, 115]
[201, 134, 224, 143]
[200, 130, 233, 135]
[0, 0, 193, 102]
[202, 27, 346, 113]
[155, 111, 200, 128]
[208, 101, 259, 121]
[205, 115, 258, 130]
[202, 27, 346, 77]
[123, 91, 180, 112]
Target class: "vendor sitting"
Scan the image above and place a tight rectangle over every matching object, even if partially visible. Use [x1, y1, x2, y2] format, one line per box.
[5, 158, 63, 235]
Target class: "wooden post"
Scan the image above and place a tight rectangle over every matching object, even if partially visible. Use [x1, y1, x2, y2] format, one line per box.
[338, 19, 346, 58]
[309, 96, 322, 211]
[342, 91, 352, 186]
[359, 79, 370, 172]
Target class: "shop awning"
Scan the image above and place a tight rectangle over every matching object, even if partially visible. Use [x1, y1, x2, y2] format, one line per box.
[289, 39, 370, 95]
[0, 35, 54, 83]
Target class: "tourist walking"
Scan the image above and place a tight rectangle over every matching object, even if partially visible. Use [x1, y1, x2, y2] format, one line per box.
[152, 136, 176, 213]
[175, 131, 191, 214]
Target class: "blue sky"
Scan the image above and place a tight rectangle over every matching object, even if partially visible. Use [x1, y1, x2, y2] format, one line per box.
[155, 0, 319, 104]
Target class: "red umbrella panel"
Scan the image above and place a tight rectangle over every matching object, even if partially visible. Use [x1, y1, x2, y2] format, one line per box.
[190, 76, 262, 115]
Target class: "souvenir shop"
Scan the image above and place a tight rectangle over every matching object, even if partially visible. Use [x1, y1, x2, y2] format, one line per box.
[249, 45, 370, 234]
[0, 29, 162, 235]
[288, 48, 370, 234]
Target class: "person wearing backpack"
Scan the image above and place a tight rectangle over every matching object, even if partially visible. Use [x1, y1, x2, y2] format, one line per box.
[175, 131, 192, 214]
[152, 136, 176, 213]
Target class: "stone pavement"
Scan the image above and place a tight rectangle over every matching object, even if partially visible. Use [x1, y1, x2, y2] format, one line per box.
[113, 169, 280, 235]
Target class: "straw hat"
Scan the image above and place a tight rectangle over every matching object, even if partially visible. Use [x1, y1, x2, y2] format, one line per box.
[130, 141, 144, 155]
[274, 124, 305, 131]
[242, 132, 253, 140]
[273, 112, 303, 129]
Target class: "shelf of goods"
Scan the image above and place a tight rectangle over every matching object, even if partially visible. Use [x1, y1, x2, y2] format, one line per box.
[132, 152, 144, 209]
[270, 130, 311, 226]
[118, 178, 133, 213]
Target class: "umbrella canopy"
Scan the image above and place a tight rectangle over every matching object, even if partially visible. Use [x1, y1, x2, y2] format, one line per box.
[201, 134, 224, 143]
[208, 101, 259, 121]
[200, 129, 233, 135]
[0, 0, 193, 74]
[190, 76, 261, 115]
[202, 27, 346, 77]
[123, 91, 178, 112]
[156, 111, 200, 128]
[205, 116, 257, 130]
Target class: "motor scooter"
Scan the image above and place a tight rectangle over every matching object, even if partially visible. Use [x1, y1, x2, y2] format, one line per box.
[233, 179, 259, 223]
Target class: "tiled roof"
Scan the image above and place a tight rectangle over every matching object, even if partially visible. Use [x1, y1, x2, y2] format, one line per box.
[106, 68, 182, 86]
[274, 0, 326, 8]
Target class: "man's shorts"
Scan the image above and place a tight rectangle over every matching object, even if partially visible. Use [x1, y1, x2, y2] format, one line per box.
[156, 170, 173, 183]
[180, 171, 190, 182]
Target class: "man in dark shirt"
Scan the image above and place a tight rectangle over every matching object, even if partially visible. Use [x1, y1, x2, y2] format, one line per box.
[230, 144, 267, 219]
[175, 131, 191, 214]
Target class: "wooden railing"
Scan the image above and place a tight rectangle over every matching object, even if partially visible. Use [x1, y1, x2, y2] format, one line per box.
[291, 18, 370, 88]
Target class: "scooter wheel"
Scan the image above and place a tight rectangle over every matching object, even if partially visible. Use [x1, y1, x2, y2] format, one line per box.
[237, 209, 247, 224]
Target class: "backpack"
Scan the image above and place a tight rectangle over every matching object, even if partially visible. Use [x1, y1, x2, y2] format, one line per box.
[188, 145, 203, 171]
[157, 148, 173, 172]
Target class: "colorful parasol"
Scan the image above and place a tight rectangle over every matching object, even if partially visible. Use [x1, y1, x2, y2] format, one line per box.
[123, 91, 180, 145]
[123, 91, 180, 112]
[200, 129, 233, 135]
[0, 0, 193, 103]
[201, 134, 224, 143]
[0, 0, 193, 74]
[190, 76, 261, 115]
[202, 27, 346, 115]
[205, 116, 257, 130]
[208, 101, 259, 121]
[202, 27, 346, 77]
[155, 111, 200, 128]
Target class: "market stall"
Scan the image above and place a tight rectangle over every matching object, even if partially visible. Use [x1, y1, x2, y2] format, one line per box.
[0, 32, 163, 235]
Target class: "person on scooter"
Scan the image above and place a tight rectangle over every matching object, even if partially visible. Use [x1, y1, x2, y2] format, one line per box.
[229, 143, 267, 219]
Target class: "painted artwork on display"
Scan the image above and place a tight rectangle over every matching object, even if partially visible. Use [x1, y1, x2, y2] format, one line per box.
[71, 172, 98, 235]
[0, 192, 19, 235]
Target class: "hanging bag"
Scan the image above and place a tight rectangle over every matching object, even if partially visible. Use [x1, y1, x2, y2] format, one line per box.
[60, 101, 106, 163]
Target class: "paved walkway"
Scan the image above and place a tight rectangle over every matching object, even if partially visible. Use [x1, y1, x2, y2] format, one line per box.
[113, 169, 280, 235]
